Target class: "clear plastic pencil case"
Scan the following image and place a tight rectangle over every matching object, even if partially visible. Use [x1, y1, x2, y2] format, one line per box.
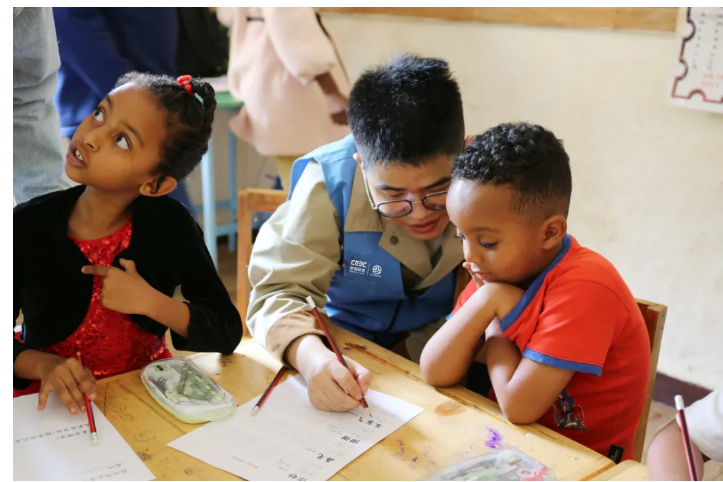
[426, 448, 552, 481]
[140, 357, 237, 424]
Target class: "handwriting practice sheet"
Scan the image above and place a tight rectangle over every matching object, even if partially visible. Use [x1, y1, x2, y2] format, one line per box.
[168, 374, 423, 481]
[13, 394, 155, 481]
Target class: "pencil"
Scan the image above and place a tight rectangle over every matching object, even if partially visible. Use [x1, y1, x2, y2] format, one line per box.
[675, 395, 699, 481]
[305, 296, 372, 418]
[251, 366, 287, 416]
[75, 352, 98, 446]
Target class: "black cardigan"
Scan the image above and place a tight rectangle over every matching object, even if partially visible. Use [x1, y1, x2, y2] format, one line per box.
[14, 186, 242, 388]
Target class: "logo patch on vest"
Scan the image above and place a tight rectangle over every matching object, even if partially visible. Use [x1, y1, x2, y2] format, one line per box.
[348, 260, 383, 278]
[349, 259, 368, 275]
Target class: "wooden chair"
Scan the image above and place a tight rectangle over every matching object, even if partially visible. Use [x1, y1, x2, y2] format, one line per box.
[633, 299, 667, 462]
[236, 188, 288, 336]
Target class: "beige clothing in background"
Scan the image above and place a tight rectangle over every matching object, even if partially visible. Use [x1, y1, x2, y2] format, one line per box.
[273, 156, 296, 190]
[217, 7, 350, 157]
[247, 160, 466, 363]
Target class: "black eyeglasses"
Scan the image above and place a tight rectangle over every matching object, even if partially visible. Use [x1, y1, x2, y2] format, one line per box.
[362, 169, 448, 219]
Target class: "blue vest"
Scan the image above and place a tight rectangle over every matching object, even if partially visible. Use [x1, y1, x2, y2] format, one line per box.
[289, 135, 458, 347]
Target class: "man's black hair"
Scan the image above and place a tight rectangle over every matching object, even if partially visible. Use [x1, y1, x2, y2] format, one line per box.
[452, 122, 572, 219]
[347, 53, 465, 167]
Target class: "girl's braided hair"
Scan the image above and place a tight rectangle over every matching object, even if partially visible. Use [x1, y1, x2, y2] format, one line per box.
[115, 72, 217, 193]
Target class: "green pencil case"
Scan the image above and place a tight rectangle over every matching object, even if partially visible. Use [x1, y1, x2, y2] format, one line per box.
[141, 357, 237, 424]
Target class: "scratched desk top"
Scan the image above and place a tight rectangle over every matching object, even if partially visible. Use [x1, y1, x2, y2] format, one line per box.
[93, 327, 613, 481]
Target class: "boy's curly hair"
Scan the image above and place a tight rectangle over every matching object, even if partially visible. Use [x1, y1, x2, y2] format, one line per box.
[453, 122, 572, 220]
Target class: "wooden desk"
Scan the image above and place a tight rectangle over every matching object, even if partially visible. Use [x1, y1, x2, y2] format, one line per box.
[93, 327, 613, 481]
[591, 460, 649, 481]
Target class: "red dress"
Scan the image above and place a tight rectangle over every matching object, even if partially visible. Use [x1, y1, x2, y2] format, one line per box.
[13, 219, 172, 397]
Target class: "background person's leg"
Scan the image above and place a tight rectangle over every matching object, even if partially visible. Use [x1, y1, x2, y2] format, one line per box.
[13, 8, 70, 203]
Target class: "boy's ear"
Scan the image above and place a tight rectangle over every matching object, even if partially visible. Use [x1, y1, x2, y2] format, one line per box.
[353, 153, 362, 166]
[139, 176, 178, 198]
[541, 214, 567, 250]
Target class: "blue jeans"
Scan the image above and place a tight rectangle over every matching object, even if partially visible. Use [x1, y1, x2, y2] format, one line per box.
[13, 8, 70, 204]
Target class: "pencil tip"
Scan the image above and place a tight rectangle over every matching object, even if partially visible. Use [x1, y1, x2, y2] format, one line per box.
[366, 407, 373, 418]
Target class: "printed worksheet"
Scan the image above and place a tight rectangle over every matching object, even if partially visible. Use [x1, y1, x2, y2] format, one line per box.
[168, 374, 423, 481]
[13, 394, 155, 481]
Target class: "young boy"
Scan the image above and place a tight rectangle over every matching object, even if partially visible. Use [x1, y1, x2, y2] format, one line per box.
[421, 122, 651, 461]
[248, 54, 466, 413]
[647, 389, 722, 480]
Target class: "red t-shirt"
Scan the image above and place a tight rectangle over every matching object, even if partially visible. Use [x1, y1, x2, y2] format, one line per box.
[453, 235, 650, 461]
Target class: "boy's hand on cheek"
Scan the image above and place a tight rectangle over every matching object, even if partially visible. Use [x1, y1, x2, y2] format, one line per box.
[81, 259, 157, 315]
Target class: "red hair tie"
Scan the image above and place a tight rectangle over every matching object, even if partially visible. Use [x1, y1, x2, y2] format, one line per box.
[177, 75, 194, 95]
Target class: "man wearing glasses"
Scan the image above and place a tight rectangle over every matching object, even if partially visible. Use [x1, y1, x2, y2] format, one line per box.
[247, 54, 467, 412]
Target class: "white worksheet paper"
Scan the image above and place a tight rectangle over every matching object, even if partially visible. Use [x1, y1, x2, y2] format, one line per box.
[13, 393, 155, 481]
[168, 374, 424, 481]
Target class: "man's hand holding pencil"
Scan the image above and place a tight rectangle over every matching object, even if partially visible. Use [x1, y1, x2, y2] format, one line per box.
[286, 334, 372, 413]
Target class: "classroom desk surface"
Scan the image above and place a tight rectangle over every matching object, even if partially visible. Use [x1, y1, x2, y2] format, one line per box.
[591, 460, 649, 481]
[93, 327, 614, 481]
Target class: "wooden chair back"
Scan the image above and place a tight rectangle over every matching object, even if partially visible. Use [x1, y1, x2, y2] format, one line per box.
[633, 299, 667, 462]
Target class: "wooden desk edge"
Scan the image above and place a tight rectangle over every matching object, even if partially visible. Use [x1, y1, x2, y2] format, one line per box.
[590, 460, 649, 480]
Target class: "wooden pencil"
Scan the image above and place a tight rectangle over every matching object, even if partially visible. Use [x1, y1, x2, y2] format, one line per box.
[251, 366, 287, 416]
[75, 352, 98, 445]
[675, 395, 699, 481]
[306, 296, 372, 417]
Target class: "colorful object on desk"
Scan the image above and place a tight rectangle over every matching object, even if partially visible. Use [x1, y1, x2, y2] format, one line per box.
[306, 296, 372, 418]
[675, 395, 699, 481]
[427, 448, 552, 481]
[251, 366, 287, 416]
[75, 351, 98, 446]
[141, 357, 236, 424]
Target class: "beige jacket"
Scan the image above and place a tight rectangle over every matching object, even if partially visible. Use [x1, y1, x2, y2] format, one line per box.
[216, 7, 350, 156]
[247, 160, 469, 362]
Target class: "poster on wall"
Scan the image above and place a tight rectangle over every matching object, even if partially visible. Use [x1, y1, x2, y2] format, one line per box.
[668, 7, 723, 114]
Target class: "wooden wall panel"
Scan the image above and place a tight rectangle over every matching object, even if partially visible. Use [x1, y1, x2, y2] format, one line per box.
[319, 7, 678, 33]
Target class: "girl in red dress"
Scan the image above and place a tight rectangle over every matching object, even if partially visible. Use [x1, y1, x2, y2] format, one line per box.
[13, 73, 242, 415]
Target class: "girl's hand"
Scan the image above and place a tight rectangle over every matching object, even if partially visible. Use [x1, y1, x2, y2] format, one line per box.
[81, 259, 156, 315]
[37, 355, 96, 414]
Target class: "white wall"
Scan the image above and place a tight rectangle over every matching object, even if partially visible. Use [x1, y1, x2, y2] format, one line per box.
[321, 14, 722, 389]
[194, 13, 723, 389]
